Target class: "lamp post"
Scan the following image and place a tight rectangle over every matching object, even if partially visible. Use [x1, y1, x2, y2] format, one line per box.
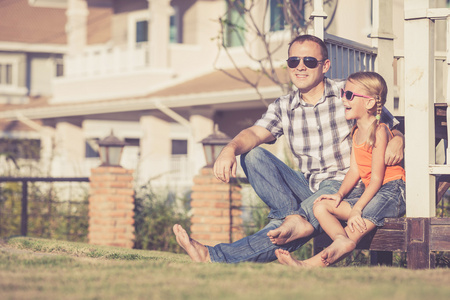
[97, 131, 127, 167]
[200, 125, 231, 167]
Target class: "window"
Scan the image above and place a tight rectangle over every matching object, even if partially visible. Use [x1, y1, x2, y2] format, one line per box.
[85, 138, 99, 158]
[128, 11, 149, 49]
[125, 138, 139, 147]
[270, 0, 285, 31]
[0, 139, 41, 159]
[171, 139, 188, 155]
[136, 20, 148, 43]
[169, 5, 182, 44]
[0, 63, 13, 85]
[55, 59, 64, 77]
[225, 0, 246, 47]
[269, 0, 304, 32]
[169, 9, 180, 44]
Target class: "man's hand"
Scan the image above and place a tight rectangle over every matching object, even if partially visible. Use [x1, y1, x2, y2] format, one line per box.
[385, 131, 404, 165]
[213, 147, 237, 183]
[314, 193, 344, 208]
[212, 126, 275, 183]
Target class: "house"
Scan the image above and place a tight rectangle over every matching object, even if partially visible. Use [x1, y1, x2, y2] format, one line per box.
[1, 0, 286, 191]
[0, 0, 66, 175]
[0, 0, 447, 195]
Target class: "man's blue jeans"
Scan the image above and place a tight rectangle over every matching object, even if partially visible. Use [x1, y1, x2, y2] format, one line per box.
[207, 147, 348, 263]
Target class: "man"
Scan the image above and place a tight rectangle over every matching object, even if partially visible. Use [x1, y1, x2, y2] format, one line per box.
[173, 34, 403, 263]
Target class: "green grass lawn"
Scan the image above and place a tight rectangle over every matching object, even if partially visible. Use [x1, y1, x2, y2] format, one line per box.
[1, 237, 450, 300]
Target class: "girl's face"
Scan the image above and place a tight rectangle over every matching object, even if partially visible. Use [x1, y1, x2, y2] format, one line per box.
[341, 80, 373, 121]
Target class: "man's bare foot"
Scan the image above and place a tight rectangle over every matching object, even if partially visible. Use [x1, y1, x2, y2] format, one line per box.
[267, 215, 314, 245]
[321, 235, 356, 265]
[275, 249, 310, 267]
[173, 224, 210, 262]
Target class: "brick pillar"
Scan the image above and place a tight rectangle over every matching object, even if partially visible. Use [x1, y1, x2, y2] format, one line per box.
[88, 166, 135, 248]
[190, 167, 245, 246]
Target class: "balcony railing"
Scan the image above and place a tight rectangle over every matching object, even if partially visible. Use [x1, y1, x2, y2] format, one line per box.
[64, 44, 149, 78]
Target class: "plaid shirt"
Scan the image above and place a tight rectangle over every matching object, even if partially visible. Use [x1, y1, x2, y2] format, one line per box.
[255, 77, 397, 192]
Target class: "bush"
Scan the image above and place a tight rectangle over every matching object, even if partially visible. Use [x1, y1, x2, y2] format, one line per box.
[133, 183, 191, 253]
[0, 181, 89, 242]
[0, 182, 22, 237]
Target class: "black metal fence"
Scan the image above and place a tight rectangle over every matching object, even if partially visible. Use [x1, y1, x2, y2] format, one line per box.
[0, 177, 90, 241]
[0, 175, 449, 244]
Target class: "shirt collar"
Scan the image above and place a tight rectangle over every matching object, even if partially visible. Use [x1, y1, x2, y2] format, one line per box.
[290, 77, 339, 110]
[324, 77, 344, 99]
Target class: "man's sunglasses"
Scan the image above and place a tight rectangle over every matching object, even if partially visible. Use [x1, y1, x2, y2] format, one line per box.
[340, 89, 373, 101]
[286, 56, 325, 69]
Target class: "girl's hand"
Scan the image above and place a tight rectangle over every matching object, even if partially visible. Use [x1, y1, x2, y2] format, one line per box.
[347, 208, 366, 233]
[314, 193, 343, 208]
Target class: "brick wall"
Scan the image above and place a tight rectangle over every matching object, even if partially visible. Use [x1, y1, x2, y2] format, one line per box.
[190, 167, 245, 246]
[88, 166, 135, 248]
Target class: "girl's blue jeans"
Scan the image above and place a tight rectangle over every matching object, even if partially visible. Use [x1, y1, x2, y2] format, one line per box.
[207, 147, 362, 263]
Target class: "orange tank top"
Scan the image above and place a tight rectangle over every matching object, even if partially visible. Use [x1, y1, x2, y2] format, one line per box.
[352, 123, 405, 188]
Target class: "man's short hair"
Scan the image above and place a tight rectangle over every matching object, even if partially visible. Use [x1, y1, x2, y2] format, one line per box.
[288, 35, 328, 60]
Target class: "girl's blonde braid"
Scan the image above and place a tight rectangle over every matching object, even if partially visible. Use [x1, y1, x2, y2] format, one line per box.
[375, 95, 382, 123]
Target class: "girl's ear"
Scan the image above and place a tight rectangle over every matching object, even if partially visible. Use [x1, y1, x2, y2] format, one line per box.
[365, 98, 376, 110]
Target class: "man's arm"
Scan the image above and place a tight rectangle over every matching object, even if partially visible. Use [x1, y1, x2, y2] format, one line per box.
[385, 129, 404, 165]
[213, 125, 275, 183]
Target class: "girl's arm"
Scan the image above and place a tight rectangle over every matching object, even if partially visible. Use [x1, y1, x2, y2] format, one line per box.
[315, 149, 361, 207]
[336, 149, 361, 200]
[348, 125, 389, 232]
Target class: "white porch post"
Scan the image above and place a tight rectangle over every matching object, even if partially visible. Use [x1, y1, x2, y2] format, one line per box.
[190, 109, 215, 172]
[148, 0, 171, 69]
[66, 0, 88, 56]
[310, 0, 327, 40]
[371, 0, 395, 113]
[446, 15, 450, 162]
[139, 115, 171, 185]
[404, 0, 436, 217]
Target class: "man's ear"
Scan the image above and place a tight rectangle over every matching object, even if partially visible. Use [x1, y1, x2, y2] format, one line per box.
[366, 98, 376, 110]
[322, 59, 331, 74]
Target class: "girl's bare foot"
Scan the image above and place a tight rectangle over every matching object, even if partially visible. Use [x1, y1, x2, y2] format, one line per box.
[275, 249, 310, 267]
[321, 235, 356, 265]
[267, 215, 314, 245]
[173, 224, 210, 262]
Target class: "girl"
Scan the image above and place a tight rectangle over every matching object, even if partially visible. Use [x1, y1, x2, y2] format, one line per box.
[275, 71, 405, 267]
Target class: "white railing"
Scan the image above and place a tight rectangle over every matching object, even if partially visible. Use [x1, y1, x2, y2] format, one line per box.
[135, 156, 196, 189]
[65, 44, 149, 78]
[169, 155, 196, 184]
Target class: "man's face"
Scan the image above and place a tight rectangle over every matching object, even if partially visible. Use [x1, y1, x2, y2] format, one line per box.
[287, 41, 330, 93]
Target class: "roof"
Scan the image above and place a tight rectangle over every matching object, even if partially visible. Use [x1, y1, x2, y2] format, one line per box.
[149, 67, 290, 97]
[0, 0, 67, 44]
[0, 67, 290, 120]
[0, 0, 112, 45]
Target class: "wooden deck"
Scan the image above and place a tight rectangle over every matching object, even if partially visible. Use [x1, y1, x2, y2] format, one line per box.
[313, 217, 450, 268]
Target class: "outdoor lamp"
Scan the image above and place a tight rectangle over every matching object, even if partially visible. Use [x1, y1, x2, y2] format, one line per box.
[98, 131, 127, 167]
[200, 125, 231, 167]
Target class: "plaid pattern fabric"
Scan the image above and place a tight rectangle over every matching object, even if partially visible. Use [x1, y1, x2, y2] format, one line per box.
[255, 77, 397, 192]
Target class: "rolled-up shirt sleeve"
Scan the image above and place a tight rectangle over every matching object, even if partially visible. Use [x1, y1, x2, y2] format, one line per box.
[254, 97, 285, 142]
